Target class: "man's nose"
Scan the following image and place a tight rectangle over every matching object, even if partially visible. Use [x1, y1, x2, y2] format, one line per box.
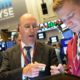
[30, 26, 34, 32]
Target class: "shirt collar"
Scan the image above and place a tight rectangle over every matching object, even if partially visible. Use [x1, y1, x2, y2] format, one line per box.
[21, 41, 34, 49]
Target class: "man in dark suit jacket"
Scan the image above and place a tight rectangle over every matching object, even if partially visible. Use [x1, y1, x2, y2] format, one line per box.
[0, 13, 59, 80]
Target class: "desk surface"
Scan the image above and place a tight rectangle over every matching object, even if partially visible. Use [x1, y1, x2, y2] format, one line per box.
[35, 73, 80, 80]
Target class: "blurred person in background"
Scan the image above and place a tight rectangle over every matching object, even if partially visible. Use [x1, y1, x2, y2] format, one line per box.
[52, 0, 80, 76]
[54, 42, 62, 63]
[13, 33, 21, 45]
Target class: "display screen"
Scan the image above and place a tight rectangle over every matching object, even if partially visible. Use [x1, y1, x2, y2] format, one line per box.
[6, 41, 14, 48]
[62, 29, 73, 38]
[0, 41, 15, 51]
[60, 24, 68, 31]
[49, 36, 59, 43]
[60, 38, 72, 55]
[38, 21, 56, 33]
[37, 32, 46, 40]
[0, 42, 6, 51]
[41, 3, 48, 14]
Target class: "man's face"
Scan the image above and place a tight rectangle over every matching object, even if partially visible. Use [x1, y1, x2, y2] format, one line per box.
[56, 2, 80, 33]
[19, 16, 38, 45]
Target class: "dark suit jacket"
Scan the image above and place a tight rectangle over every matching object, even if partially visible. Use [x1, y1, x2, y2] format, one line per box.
[0, 41, 58, 80]
[0, 52, 3, 67]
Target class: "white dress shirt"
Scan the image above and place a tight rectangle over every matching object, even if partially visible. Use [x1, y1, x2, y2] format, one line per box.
[20, 41, 34, 80]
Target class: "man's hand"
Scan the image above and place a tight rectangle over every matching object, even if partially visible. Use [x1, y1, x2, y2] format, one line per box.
[22, 62, 46, 78]
[50, 64, 64, 75]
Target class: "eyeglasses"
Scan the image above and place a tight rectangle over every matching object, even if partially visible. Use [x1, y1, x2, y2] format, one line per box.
[23, 24, 39, 29]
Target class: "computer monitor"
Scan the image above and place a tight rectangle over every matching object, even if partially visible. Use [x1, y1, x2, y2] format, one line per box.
[37, 32, 46, 40]
[49, 36, 59, 43]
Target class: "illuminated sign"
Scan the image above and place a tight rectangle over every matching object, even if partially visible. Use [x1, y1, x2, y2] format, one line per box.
[0, 0, 14, 20]
[40, 21, 56, 28]
[47, 21, 56, 28]
[38, 21, 57, 32]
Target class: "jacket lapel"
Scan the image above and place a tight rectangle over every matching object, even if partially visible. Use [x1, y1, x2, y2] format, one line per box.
[14, 45, 21, 68]
[33, 41, 45, 62]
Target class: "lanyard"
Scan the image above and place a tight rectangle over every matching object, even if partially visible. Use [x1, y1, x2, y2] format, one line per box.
[20, 45, 28, 65]
[20, 42, 35, 65]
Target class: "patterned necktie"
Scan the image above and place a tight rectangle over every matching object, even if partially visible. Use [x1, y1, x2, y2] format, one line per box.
[24, 46, 32, 64]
